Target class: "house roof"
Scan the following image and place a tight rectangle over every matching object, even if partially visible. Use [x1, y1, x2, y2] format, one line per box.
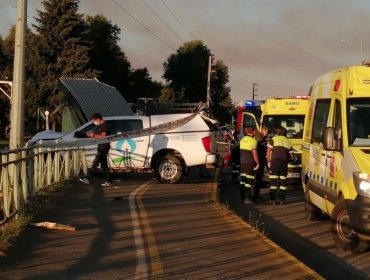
[59, 77, 134, 122]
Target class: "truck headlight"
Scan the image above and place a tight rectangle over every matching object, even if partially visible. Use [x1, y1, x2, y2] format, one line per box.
[353, 172, 370, 198]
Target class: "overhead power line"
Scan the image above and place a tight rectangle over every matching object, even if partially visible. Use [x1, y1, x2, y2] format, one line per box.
[111, 0, 176, 51]
[161, 0, 195, 40]
[142, 0, 186, 43]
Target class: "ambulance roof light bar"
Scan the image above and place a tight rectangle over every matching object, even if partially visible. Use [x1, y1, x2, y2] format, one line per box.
[272, 96, 309, 99]
[244, 100, 264, 107]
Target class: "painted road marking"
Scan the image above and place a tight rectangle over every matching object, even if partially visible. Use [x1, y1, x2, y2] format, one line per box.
[129, 180, 163, 279]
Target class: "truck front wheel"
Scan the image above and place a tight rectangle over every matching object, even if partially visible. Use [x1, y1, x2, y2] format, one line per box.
[331, 198, 355, 251]
[154, 154, 183, 184]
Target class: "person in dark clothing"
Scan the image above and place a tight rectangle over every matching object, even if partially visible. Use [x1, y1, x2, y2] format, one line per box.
[253, 126, 269, 202]
[266, 126, 293, 205]
[79, 113, 113, 187]
[239, 126, 259, 204]
[230, 130, 240, 184]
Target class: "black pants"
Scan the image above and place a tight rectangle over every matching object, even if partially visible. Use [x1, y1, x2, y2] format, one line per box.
[269, 159, 288, 191]
[89, 149, 112, 183]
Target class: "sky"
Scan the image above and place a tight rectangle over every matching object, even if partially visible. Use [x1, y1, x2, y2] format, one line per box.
[1, 0, 370, 105]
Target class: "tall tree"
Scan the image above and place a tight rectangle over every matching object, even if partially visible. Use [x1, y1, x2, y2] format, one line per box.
[1, 26, 50, 132]
[1, 28, 15, 79]
[163, 40, 210, 103]
[162, 40, 233, 124]
[127, 68, 162, 103]
[33, 0, 95, 116]
[85, 14, 130, 96]
[0, 35, 11, 136]
[209, 60, 233, 124]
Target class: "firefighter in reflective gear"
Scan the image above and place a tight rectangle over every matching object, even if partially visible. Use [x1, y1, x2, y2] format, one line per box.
[266, 126, 293, 205]
[239, 126, 259, 203]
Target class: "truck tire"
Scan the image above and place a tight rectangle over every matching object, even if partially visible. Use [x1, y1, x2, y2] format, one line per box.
[304, 189, 322, 221]
[154, 154, 183, 184]
[330, 198, 354, 251]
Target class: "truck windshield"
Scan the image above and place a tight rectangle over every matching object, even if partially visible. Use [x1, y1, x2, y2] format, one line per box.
[262, 115, 305, 139]
[348, 98, 370, 146]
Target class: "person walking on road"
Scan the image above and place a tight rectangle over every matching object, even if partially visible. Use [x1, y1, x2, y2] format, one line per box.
[266, 126, 293, 205]
[253, 126, 269, 202]
[79, 113, 113, 187]
[239, 126, 259, 204]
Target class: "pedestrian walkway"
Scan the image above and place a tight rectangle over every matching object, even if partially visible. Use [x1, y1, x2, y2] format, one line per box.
[0, 172, 322, 279]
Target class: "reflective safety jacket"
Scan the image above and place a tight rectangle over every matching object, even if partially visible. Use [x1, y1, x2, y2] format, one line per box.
[240, 135, 257, 164]
[268, 135, 292, 162]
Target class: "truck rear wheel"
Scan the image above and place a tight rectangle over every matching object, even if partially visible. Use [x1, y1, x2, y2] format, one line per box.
[304, 189, 322, 221]
[330, 198, 354, 251]
[154, 154, 183, 184]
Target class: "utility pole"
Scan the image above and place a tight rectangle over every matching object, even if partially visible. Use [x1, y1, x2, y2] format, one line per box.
[252, 83, 258, 100]
[9, 0, 27, 149]
[206, 55, 212, 109]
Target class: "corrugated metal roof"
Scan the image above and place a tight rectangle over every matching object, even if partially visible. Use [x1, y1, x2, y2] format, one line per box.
[59, 78, 134, 121]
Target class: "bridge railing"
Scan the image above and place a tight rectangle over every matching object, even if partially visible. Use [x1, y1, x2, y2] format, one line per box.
[0, 146, 87, 224]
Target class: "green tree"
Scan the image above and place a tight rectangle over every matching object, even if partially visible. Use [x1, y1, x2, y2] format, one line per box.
[33, 0, 95, 118]
[162, 40, 233, 124]
[1, 26, 49, 132]
[163, 40, 210, 103]
[209, 60, 233, 124]
[85, 15, 162, 103]
[0, 35, 11, 136]
[1, 28, 15, 79]
[128, 68, 162, 103]
[85, 14, 130, 96]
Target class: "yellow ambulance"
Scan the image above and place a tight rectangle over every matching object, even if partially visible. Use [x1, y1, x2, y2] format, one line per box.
[301, 62, 370, 252]
[242, 96, 309, 182]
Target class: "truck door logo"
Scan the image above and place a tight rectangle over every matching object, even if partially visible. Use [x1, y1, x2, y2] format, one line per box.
[112, 139, 136, 164]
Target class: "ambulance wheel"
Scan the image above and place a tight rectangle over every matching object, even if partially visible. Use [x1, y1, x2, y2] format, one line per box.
[304, 190, 321, 221]
[351, 236, 370, 253]
[330, 198, 354, 251]
[154, 154, 183, 184]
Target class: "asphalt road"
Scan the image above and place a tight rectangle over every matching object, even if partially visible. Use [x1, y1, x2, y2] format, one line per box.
[219, 172, 370, 280]
[0, 170, 320, 280]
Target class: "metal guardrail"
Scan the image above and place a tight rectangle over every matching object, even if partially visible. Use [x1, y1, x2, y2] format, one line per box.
[0, 146, 87, 224]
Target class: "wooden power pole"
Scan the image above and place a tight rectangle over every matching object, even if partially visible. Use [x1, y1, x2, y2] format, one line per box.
[9, 0, 27, 149]
[206, 55, 212, 109]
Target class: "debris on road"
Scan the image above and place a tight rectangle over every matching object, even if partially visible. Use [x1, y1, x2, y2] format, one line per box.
[31, 222, 75, 231]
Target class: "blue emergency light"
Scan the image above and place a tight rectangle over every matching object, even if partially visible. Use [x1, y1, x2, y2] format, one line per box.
[245, 100, 255, 107]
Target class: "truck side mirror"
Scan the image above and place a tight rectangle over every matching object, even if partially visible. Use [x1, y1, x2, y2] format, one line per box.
[322, 127, 341, 151]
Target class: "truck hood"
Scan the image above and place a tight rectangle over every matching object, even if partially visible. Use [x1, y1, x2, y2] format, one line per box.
[26, 130, 67, 147]
[350, 147, 370, 173]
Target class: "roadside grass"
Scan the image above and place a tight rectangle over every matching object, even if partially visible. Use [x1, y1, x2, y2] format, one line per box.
[0, 179, 75, 256]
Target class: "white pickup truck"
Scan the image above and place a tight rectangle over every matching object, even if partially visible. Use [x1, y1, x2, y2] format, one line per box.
[28, 113, 225, 183]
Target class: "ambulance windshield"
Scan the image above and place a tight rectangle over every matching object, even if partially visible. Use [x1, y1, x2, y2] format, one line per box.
[262, 115, 305, 139]
[348, 99, 370, 146]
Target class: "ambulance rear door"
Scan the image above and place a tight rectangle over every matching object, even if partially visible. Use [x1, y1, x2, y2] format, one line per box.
[240, 112, 260, 138]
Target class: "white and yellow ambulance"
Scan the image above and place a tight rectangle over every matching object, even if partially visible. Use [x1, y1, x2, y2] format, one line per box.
[301, 61, 370, 252]
[242, 96, 309, 182]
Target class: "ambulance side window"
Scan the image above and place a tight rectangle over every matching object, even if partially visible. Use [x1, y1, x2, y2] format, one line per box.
[311, 99, 331, 142]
